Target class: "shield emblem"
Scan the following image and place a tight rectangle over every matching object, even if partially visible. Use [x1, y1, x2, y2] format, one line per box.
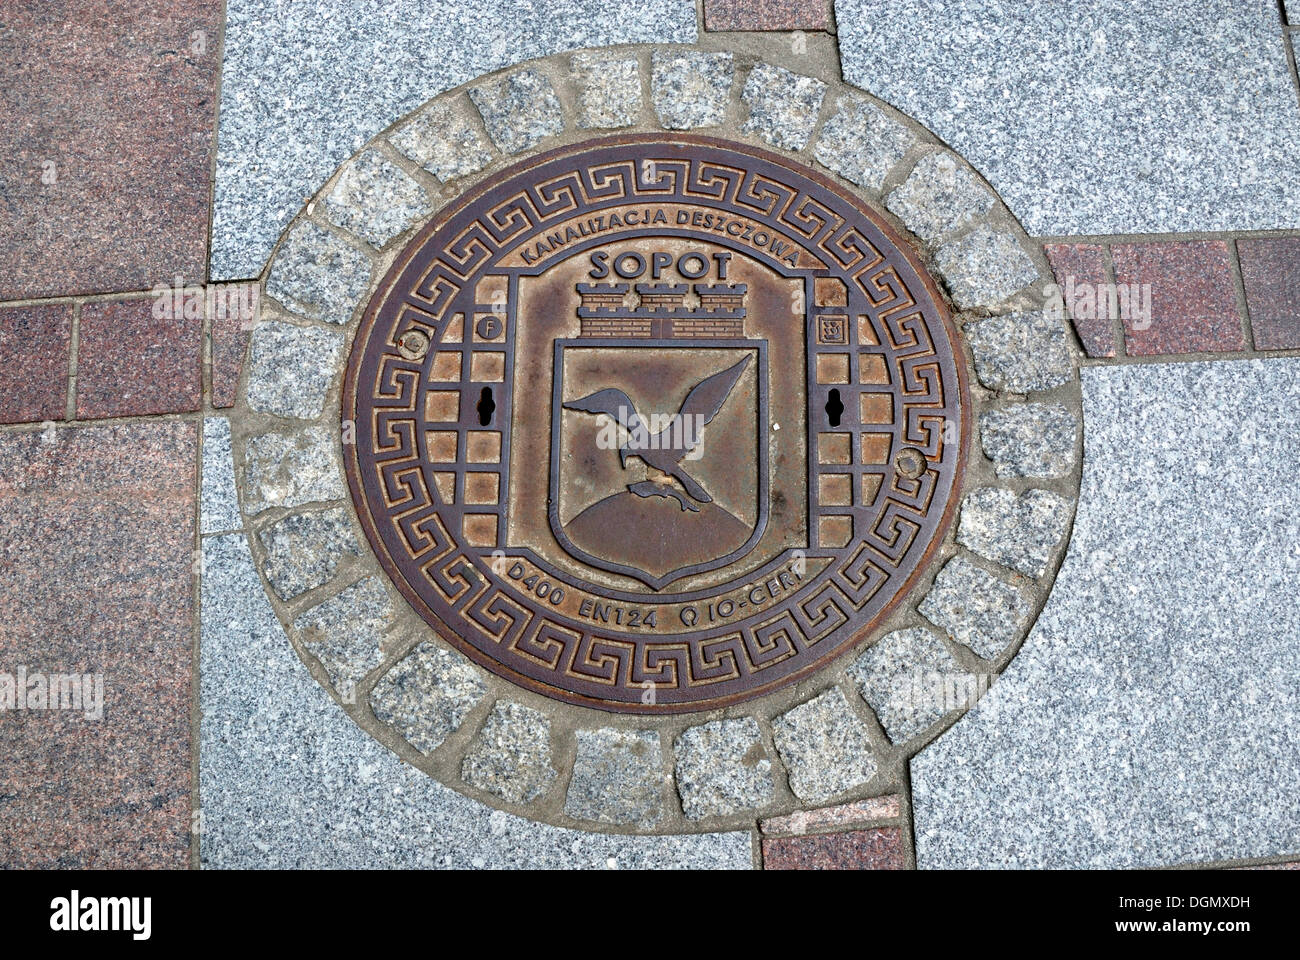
[549, 337, 769, 590]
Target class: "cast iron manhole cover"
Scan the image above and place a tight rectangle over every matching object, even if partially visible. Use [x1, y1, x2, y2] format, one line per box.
[343, 134, 967, 713]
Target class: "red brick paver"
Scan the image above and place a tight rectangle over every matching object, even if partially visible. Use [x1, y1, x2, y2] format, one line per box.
[209, 283, 257, 408]
[0, 303, 71, 424]
[704, 0, 832, 31]
[76, 298, 203, 419]
[762, 826, 907, 869]
[1237, 237, 1300, 350]
[0, 422, 195, 868]
[1110, 240, 1245, 355]
[760, 795, 901, 835]
[1043, 243, 1116, 358]
[0, 0, 222, 300]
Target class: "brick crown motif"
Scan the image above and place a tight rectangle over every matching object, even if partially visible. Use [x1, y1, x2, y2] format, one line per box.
[576, 282, 747, 338]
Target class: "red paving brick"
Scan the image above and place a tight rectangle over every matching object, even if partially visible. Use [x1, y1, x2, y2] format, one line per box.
[0, 303, 71, 424]
[1043, 243, 1116, 358]
[76, 298, 203, 419]
[762, 826, 907, 869]
[704, 0, 832, 31]
[0, 422, 195, 868]
[0, 0, 222, 300]
[1110, 240, 1245, 356]
[760, 795, 901, 835]
[209, 283, 258, 408]
[1237, 236, 1300, 351]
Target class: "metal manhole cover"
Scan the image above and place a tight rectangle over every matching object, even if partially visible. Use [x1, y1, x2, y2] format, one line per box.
[343, 134, 967, 713]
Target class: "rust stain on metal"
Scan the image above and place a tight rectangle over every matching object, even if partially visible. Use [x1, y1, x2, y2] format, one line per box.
[342, 135, 968, 713]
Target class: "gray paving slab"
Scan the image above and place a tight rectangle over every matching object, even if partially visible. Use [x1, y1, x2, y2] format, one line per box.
[912, 358, 1300, 869]
[199, 534, 751, 869]
[200, 417, 240, 534]
[212, 0, 697, 280]
[836, 0, 1300, 235]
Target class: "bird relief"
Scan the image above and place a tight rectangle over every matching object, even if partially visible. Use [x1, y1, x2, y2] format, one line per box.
[550, 344, 769, 590]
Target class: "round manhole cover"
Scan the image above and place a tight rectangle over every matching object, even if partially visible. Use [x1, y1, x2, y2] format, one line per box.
[343, 134, 968, 713]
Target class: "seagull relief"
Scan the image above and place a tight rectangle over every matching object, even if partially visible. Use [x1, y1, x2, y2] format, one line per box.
[564, 355, 750, 513]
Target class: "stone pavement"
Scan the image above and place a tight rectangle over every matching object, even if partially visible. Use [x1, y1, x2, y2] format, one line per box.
[1, 1, 1298, 871]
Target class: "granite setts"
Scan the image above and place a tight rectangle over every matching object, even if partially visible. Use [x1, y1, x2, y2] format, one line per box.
[245, 321, 344, 420]
[265, 220, 372, 326]
[814, 95, 915, 193]
[371, 641, 487, 754]
[919, 556, 1032, 660]
[321, 149, 433, 248]
[773, 689, 879, 803]
[652, 50, 734, 129]
[675, 718, 776, 819]
[572, 54, 643, 129]
[849, 628, 965, 744]
[225, 46, 1080, 842]
[388, 99, 494, 183]
[742, 63, 826, 150]
[462, 701, 558, 804]
[566, 729, 666, 828]
[470, 69, 565, 154]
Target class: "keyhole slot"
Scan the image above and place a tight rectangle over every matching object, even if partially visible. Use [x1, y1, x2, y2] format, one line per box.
[476, 386, 496, 426]
[825, 388, 844, 427]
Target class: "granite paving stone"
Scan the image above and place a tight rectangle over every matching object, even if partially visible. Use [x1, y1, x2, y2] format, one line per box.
[885, 151, 995, 245]
[763, 826, 906, 870]
[760, 795, 901, 835]
[264, 221, 373, 326]
[469, 70, 565, 155]
[912, 358, 1300, 868]
[201, 417, 241, 534]
[741, 63, 827, 150]
[848, 628, 966, 744]
[1238, 236, 1300, 350]
[919, 555, 1031, 660]
[321, 150, 433, 249]
[244, 321, 344, 420]
[0, 0, 222, 300]
[1043, 243, 1116, 358]
[979, 403, 1078, 480]
[964, 312, 1072, 394]
[0, 304, 71, 425]
[258, 508, 362, 601]
[200, 534, 750, 869]
[772, 688, 878, 803]
[461, 701, 558, 804]
[242, 426, 347, 516]
[571, 54, 643, 129]
[813, 95, 915, 193]
[212, 0, 697, 280]
[836, 0, 1300, 235]
[674, 718, 776, 819]
[1111, 241, 1244, 355]
[565, 729, 666, 828]
[75, 299, 203, 419]
[652, 51, 735, 129]
[292, 576, 394, 695]
[957, 488, 1073, 579]
[370, 641, 486, 754]
[935, 226, 1039, 311]
[705, 0, 832, 31]
[0, 422, 195, 868]
[388, 100, 495, 183]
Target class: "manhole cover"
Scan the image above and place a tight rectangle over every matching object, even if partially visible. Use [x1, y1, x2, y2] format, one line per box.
[343, 134, 967, 713]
